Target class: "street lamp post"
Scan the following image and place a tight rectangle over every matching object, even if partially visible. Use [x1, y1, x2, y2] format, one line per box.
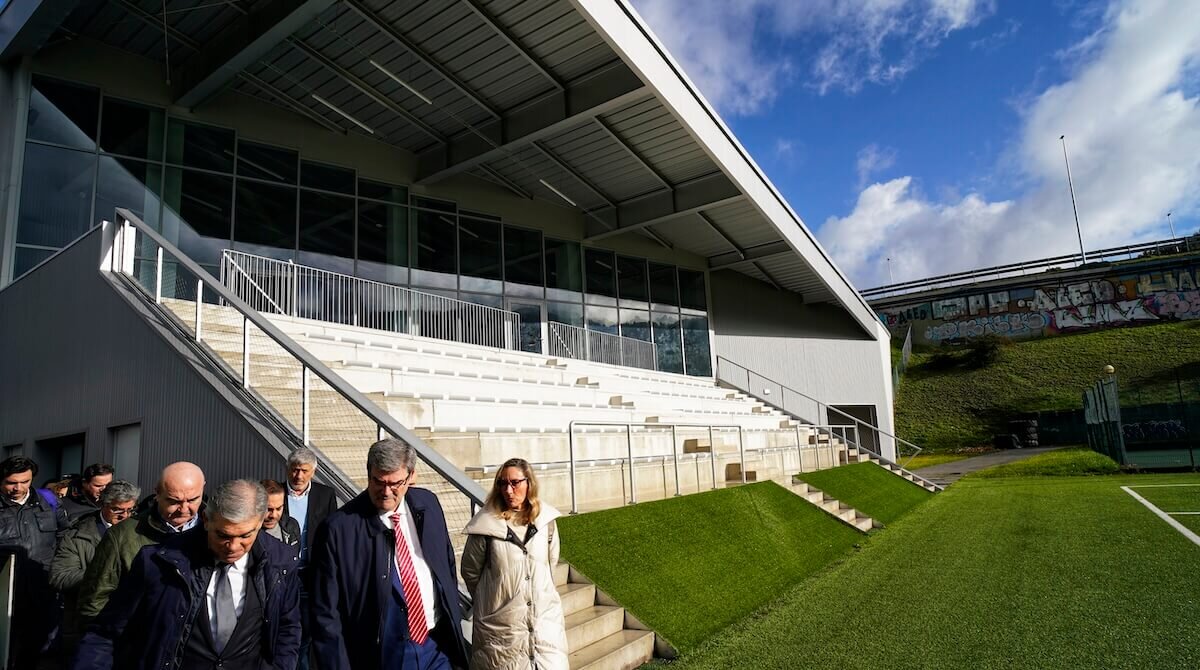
[1167, 211, 1176, 238]
[1059, 135, 1088, 264]
[886, 256, 894, 285]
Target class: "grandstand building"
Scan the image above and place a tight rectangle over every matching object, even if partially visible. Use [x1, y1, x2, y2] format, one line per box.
[0, 0, 898, 553]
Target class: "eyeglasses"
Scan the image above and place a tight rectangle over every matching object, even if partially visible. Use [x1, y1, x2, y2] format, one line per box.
[369, 472, 413, 492]
[500, 478, 528, 490]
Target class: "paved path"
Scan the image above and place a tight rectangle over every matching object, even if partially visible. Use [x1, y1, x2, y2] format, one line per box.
[912, 447, 1064, 487]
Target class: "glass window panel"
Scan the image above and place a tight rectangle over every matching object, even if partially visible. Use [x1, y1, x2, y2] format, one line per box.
[410, 209, 456, 288]
[237, 141, 297, 184]
[460, 292, 503, 308]
[100, 98, 165, 160]
[584, 249, 615, 300]
[162, 168, 233, 266]
[358, 179, 407, 204]
[504, 225, 542, 292]
[652, 311, 684, 373]
[544, 238, 582, 299]
[16, 143, 95, 248]
[617, 256, 648, 303]
[649, 262, 679, 307]
[234, 180, 296, 260]
[459, 216, 502, 293]
[679, 269, 708, 311]
[13, 246, 57, 279]
[165, 119, 235, 172]
[586, 304, 618, 335]
[298, 190, 355, 273]
[301, 160, 354, 194]
[357, 202, 408, 284]
[682, 314, 713, 376]
[619, 308, 651, 342]
[547, 301, 583, 327]
[412, 196, 454, 213]
[95, 156, 162, 231]
[27, 77, 99, 149]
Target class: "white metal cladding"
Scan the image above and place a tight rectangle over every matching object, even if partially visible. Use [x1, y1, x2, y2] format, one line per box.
[55, 0, 875, 325]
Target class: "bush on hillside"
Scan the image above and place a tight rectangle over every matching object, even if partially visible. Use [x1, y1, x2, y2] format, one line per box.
[964, 335, 1005, 369]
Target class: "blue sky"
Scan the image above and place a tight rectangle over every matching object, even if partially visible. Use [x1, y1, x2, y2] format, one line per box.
[631, 0, 1200, 288]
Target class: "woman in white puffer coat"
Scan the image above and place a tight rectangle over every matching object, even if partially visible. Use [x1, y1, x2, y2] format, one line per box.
[461, 458, 568, 670]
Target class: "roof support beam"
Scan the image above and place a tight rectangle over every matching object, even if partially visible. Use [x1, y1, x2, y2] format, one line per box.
[476, 164, 532, 199]
[708, 239, 793, 271]
[752, 262, 783, 291]
[0, 0, 82, 61]
[531, 140, 614, 207]
[583, 171, 742, 242]
[457, 0, 565, 92]
[174, 0, 336, 109]
[287, 37, 446, 145]
[593, 117, 671, 190]
[344, 0, 499, 121]
[697, 211, 743, 257]
[415, 62, 646, 184]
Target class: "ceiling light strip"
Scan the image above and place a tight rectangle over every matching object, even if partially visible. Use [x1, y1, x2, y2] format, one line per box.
[539, 179, 577, 207]
[311, 94, 375, 134]
[369, 60, 434, 105]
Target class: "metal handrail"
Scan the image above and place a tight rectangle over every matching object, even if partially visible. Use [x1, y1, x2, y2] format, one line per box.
[715, 355, 924, 469]
[220, 249, 522, 351]
[104, 208, 487, 508]
[863, 235, 1196, 301]
[547, 321, 658, 371]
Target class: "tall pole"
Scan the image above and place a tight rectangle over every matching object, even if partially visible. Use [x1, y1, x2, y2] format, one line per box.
[1059, 135, 1088, 264]
[1167, 211, 1176, 239]
[886, 257, 894, 285]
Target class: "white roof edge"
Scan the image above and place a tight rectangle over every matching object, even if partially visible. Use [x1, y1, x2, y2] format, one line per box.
[569, 0, 883, 338]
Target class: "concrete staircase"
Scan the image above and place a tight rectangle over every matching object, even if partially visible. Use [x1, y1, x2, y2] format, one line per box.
[554, 562, 660, 670]
[852, 452, 944, 493]
[786, 479, 876, 532]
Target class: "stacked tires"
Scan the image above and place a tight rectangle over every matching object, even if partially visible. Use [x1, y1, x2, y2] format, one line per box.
[1008, 419, 1039, 448]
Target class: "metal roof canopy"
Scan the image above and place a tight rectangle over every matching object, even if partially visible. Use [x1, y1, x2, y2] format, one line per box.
[49, 0, 880, 336]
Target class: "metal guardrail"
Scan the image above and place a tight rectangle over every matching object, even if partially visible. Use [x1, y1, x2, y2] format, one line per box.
[863, 235, 1197, 301]
[715, 355, 923, 469]
[220, 249, 522, 351]
[548, 320, 658, 371]
[103, 209, 487, 517]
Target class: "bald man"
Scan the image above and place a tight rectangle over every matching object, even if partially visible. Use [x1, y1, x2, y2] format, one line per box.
[78, 462, 206, 618]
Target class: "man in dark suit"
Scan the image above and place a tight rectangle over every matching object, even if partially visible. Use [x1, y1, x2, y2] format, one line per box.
[75, 479, 301, 670]
[283, 448, 338, 669]
[311, 438, 467, 670]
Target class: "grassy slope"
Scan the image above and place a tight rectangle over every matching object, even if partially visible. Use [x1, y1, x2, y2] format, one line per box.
[970, 448, 1120, 478]
[556, 482, 861, 651]
[903, 453, 972, 470]
[675, 471, 1200, 669]
[794, 463, 932, 524]
[896, 320, 1200, 451]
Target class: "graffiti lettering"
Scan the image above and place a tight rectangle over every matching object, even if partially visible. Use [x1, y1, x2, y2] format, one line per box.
[1054, 299, 1157, 330]
[925, 312, 1050, 343]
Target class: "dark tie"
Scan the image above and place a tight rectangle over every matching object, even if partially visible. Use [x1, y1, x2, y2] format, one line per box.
[391, 513, 430, 645]
[213, 563, 236, 653]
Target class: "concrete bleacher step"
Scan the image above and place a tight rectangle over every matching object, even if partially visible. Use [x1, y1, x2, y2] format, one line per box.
[788, 480, 875, 532]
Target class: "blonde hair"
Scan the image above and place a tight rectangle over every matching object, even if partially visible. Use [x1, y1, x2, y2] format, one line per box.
[485, 458, 541, 526]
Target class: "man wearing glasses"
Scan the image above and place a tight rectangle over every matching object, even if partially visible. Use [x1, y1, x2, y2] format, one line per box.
[311, 438, 468, 669]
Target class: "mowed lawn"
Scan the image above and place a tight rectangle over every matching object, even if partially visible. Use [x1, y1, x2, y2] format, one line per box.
[674, 473, 1200, 669]
[794, 462, 933, 524]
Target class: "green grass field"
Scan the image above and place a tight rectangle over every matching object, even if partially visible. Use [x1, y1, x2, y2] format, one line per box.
[1125, 483, 1200, 534]
[969, 447, 1120, 478]
[556, 482, 862, 651]
[902, 452, 973, 470]
[895, 320, 1200, 451]
[672, 470, 1200, 669]
[793, 462, 933, 524]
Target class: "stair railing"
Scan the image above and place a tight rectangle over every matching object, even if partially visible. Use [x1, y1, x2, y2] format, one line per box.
[102, 209, 487, 527]
[547, 321, 658, 371]
[716, 356, 924, 469]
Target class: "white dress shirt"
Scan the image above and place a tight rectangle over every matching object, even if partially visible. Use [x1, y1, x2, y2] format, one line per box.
[206, 552, 250, 638]
[378, 500, 439, 627]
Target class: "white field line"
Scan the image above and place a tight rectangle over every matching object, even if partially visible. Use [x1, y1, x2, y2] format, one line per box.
[1167, 512, 1200, 515]
[1121, 486, 1200, 547]
[1124, 483, 1200, 488]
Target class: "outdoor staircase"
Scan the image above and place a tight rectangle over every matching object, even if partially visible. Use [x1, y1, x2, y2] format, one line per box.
[555, 562, 661, 670]
[786, 479, 876, 532]
[852, 451, 944, 492]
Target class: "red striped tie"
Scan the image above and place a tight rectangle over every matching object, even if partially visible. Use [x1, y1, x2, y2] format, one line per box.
[391, 513, 430, 645]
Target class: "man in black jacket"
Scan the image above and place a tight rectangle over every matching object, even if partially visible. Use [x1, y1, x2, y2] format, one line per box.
[0, 455, 69, 668]
[260, 479, 301, 551]
[62, 463, 115, 522]
[74, 479, 301, 670]
[283, 447, 338, 669]
[311, 439, 467, 670]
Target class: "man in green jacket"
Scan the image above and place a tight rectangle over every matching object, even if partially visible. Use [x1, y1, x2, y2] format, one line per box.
[50, 480, 140, 660]
[76, 461, 205, 618]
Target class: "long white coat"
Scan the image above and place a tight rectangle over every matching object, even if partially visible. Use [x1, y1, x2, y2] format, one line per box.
[461, 504, 568, 670]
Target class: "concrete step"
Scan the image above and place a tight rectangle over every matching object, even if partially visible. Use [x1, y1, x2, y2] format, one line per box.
[553, 562, 570, 587]
[558, 582, 597, 617]
[569, 629, 655, 670]
[565, 606, 625, 652]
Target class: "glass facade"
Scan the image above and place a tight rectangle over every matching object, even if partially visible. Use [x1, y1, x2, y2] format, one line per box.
[11, 75, 715, 376]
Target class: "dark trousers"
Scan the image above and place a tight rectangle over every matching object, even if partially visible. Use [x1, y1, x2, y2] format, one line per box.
[382, 571, 451, 670]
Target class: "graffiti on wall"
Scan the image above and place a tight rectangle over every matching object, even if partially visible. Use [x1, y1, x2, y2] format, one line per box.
[878, 263, 1200, 345]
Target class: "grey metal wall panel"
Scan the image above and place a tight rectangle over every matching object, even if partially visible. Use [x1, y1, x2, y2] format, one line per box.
[708, 269, 895, 443]
[0, 227, 299, 495]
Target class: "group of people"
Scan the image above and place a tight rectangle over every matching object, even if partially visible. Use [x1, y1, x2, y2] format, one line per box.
[0, 440, 568, 669]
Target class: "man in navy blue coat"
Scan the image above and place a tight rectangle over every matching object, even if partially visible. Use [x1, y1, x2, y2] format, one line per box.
[75, 479, 302, 670]
[311, 438, 468, 669]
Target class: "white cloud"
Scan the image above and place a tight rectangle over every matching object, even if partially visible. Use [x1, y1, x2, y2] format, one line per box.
[856, 144, 899, 187]
[821, 0, 1200, 288]
[630, 0, 995, 113]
